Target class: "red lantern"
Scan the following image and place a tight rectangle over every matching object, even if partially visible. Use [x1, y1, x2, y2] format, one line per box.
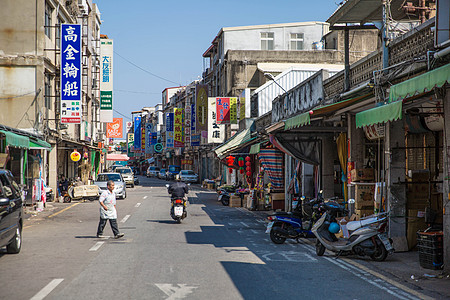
[245, 161, 251, 167]
[245, 156, 251, 161]
[228, 168, 233, 174]
[246, 166, 251, 172]
[239, 168, 244, 174]
[238, 160, 244, 167]
[226, 155, 235, 167]
[246, 171, 251, 177]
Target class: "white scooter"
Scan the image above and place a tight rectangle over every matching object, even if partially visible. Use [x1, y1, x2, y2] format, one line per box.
[312, 200, 394, 261]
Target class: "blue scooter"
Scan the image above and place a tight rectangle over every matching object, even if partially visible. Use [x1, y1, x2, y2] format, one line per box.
[266, 195, 324, 244]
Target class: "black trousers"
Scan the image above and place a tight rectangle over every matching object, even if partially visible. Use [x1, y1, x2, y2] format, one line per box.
[97, 217, 119, 236]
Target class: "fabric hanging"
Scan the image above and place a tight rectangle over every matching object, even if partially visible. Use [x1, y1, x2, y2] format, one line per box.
[336, 133, 348, 202]
[258, 148, 284, 189]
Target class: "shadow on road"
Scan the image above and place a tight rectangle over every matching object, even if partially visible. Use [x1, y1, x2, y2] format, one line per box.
[147, 220, 179, 224]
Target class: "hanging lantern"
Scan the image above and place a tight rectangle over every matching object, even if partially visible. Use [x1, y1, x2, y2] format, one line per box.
[228, 168, 233, 174]
[246, 161, 251, 167]
[238, 157, 244, 167]
[246, 166, 251, 172]
[226, 155, 235, 167]
[246, 171, 251, 177]
[245, 156, 251, 161]
[239, 167, 244, 174]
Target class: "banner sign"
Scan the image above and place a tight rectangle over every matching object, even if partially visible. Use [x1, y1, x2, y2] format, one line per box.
[61, 24, 82, 124]
[174, 108, 184, 148]
[191, 134, 200, 146]
[185, 106, 191, 145]
[238, 97, 245, 121]
[127, 133, 134, 155]
[230, 97, 237, 124]
[141, 125, 145, 150]
[196, 85, 208, 132]
[216, 97, 230, 124]
[106, 118, 123, 138]
[181, 159, 193, 165]
[134, 116, 141, 150]
[100, 39, 114, 122]
[191, 103, 196, 133]
[166, 113, 174, 148]
[208, 98, 225, 144]
[151, 132, 157, 145]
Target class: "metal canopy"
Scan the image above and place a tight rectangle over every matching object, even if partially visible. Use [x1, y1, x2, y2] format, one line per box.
[327, 0, 420, 26]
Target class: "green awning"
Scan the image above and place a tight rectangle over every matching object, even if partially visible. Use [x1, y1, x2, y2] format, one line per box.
[389, 63, 450, 102]
[356, 100, 402, 128]
[249, 143, 260, 154]
[214, 128, 253, 159]
[0, 130, 30, 149]
[284, 112, 310, 130]
[29, 138, 51, 150]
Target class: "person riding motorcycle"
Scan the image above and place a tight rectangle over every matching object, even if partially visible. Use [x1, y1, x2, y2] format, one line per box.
[168, 178, 189, 200]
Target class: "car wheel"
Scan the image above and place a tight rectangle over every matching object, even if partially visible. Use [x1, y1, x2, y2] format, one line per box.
[131, 184, 134, 188]
[7, 225, 22, 254]
[123, 191, 127, 199]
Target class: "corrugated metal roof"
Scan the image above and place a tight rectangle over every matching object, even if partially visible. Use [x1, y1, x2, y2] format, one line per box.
[253, 66, 343, 116]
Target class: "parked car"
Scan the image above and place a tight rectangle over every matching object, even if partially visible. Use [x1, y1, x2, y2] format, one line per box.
[146, 166, 160, 177]
[110, 164, 122, 172]
[178, 170, 199, 183]
[158, 169, 167, 180]
[94, 173, 127, 199]
[0, 169, 24, 254]
[167, 165, 181, 180]
[115, 167, 135, 188]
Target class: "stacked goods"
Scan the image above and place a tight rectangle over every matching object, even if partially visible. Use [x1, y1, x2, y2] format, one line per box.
[417, 231, 444, 270]
[350, 168, 374, 182]
[229, 195, 242, 207]
[354, 184, 375, 217]
[271, 193, 285, 210]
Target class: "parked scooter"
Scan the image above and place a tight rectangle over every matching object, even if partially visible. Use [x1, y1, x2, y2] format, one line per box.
[166, 184, 188, 223]
[216, 185, 237, 206]
[266, 195, 325, 244]
[312, 198, 394, 261]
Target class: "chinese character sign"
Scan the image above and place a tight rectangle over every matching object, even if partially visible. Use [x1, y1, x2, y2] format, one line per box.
[196, 85, 208, 132]
[100, 39, 114, 123]
[106, 118, 123, 138]
[191, 103, 196, 133]
[60, 24, 82, 124]
[141, 125, 145, 150]
[174, 108, 184, 148]
[145, 123, 153, 153]
[185, 105, 191, 145]
[134, 116, 141, 150]
[216, 97, 230, 124]
[230, 97, 237, 124]
[127, 133, 134, 156]
[166, 113, 174, 148]
[208, 98, 225, 144]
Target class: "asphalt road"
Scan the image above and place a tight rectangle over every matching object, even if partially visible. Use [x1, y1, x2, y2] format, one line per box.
[0, 176, 432, 300]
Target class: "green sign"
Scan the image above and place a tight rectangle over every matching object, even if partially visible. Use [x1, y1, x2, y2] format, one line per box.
[100, 91, 113, 110]
[154, 143, 163, 153]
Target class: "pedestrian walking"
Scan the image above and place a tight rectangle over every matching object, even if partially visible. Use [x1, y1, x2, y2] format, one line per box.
[97, 180, 124, 239]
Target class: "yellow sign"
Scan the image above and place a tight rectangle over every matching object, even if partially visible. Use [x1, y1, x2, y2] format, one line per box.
[70, 150, 81, 162]
[230, 97, 237, 124]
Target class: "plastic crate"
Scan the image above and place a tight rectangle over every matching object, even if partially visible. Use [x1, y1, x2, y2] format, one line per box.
[418, 251, 444, 270]
[416, 231, 443, 249]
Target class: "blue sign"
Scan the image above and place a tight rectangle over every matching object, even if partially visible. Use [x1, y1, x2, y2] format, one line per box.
[166, 113, 174, 148]
[191, 103, 196, 133]
[191, 134, 200, 146]
[61, 24, 82, 123]
[146, 123, 153, 149]
[134, 116, 141, 150]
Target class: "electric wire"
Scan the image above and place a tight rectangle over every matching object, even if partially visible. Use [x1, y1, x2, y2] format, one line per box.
[113, 109, 132, 120]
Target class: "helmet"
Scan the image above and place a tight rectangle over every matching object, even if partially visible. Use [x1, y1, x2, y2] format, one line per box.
[328, 222, 340, 234]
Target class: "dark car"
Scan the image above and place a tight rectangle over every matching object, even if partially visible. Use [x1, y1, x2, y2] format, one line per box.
[0, 170, 23, 254]
[167, 165, 181, 180]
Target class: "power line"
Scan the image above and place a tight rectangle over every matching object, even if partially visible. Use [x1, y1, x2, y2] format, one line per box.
[114, 51, 181, 85]
[113, 109, 132, 120]
[115, 89, 160, 95]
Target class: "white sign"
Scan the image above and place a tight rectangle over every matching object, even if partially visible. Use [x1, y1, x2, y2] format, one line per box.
[208, 97, 225, 144]
[100, 39, 114, 123]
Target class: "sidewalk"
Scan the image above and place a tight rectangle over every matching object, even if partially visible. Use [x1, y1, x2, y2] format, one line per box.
[246, 209, 450, 299]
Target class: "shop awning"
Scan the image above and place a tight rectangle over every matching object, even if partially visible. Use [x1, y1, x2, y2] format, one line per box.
[106, 153, 129, 161]
[29, 138, 51, 151]
[389, 63, 450, 102]
[311, 92, 373, 117]
[0, 130, 29, 149]
[356, 100, 403, 128]
[249, 143, 260, 154]
[284, 112, 310, 130]
[214, 128, 253, 159]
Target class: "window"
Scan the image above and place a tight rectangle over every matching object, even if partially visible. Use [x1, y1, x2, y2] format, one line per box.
[261, 32, 274, 50]
[290, 33, 304, 50]
[45, 2, 53, 38]
[56, 17, 63, 41]
[45, 73, 52, 109]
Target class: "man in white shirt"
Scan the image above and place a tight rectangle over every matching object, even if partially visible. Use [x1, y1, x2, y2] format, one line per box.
[97, 180, 124, 239]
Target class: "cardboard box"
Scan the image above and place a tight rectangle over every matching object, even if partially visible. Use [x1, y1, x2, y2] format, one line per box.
[351, 168, 374, 182]
[270, 193, 285, 201]
[229, 196, 242, 207]
[355, 209, 374, 219]
[355, 185, 375, 209]
[407, 209, 427, 250]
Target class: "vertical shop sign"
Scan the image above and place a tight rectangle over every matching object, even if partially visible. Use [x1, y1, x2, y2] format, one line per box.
[174, 108, 184, 148]
[60, 24, 82, 123]
[185, 105, 191, 145]
[216, 97, 230, 124]
[141, 125, 145, 150]
[127, 133, 134, 156]
[151, 132, 157, 145]
[191, 103, 196, 133]
[208, 98, 225, 143]
[100, 39, 114, 122]
[196, 84, 208, 133]
[230, 97, 237, 124]
[145, 123, 153, 154]
[166, 113, 174, 148]
[134, 116, 141, 150]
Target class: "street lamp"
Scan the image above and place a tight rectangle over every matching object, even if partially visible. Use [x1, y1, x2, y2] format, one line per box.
[264, 72, 287, 94]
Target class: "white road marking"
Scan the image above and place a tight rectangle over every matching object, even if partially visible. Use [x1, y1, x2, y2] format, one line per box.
[89, 241, 105, 252]
[261, 251, 317, 262]
[30, 278, 64, 300]
[135, 203, 141, 207]
[120, 215, 130, 223]
[155, 284, 198, 300]
[143, 196, 148, 199]
[240, 222, 250, 228]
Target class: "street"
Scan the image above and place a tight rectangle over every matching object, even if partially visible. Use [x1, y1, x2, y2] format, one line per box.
[0, 177, 437, 300]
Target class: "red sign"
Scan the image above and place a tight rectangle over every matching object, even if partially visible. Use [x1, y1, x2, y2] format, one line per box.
[216, 97, 230, 124]
[181, 159, 193, 165]
[106, 118, 123, 138]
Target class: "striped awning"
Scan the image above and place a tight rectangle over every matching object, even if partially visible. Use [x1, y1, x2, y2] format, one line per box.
[284, 112, 310, 130]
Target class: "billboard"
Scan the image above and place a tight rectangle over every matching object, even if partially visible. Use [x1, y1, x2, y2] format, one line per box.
[106, 118, 123, 138]
[208, 98, 225, 144]
[174, 108, 184, 148]
[100, 39, 114, 123]
[60, 24, 82, 124]
[166, 112, 174, 148]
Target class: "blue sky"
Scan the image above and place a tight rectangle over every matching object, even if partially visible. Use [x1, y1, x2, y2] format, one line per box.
[94, 0, 340, 121]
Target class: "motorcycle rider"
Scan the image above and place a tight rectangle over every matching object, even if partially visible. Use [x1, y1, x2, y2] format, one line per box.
[168, 178, 188, 217]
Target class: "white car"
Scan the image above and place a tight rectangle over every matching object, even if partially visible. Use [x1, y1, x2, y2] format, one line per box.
[115, 167, 135, 187]
[178, 170, 199, 183]
[147, 166, 160, 177]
